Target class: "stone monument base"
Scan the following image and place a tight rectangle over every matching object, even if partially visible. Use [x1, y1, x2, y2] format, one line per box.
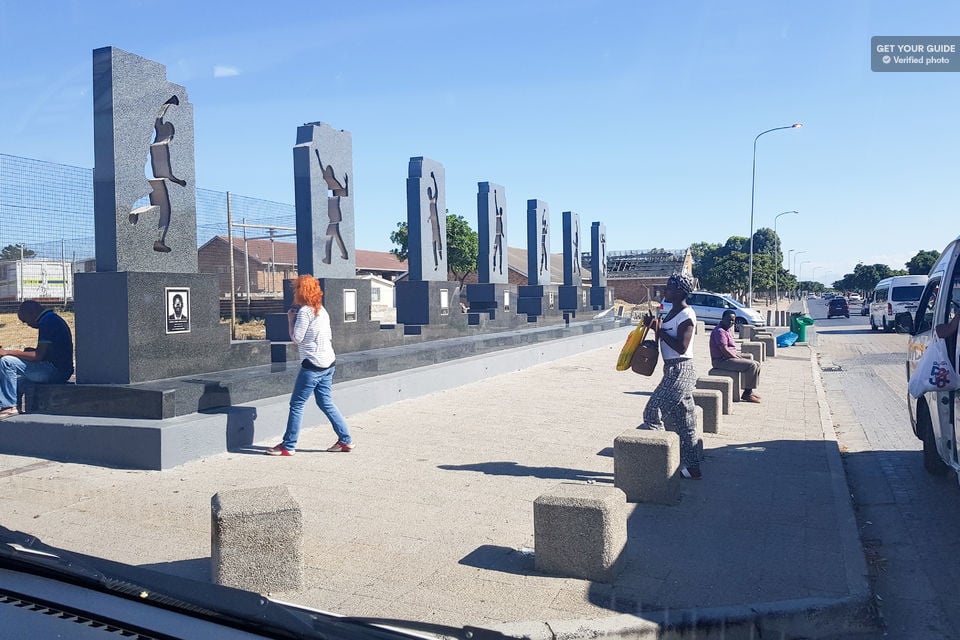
[2, 318, 624, 469]
[75, 271, 270, 384]
[517, 284, 563, 322]
[396, 280, 465, 335]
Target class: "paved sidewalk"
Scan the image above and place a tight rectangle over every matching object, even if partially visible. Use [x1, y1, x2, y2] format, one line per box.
[0, 322, 873, 638]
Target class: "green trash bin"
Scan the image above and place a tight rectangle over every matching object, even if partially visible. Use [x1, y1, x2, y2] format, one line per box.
[794, 314, 814, 342]
[789, 312, 801, 334]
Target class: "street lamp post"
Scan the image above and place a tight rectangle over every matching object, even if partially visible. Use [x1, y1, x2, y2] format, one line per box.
[792, 250, 807, 299]
[799, 260, 811, 294]
[792, 250, 806, 275]
[773, 210, 798, 321]
[748, 123, 802, 307]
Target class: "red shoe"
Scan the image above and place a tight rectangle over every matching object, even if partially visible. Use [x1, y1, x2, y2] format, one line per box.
[326, 441, 354, 452]
[265, 444, 294, 456]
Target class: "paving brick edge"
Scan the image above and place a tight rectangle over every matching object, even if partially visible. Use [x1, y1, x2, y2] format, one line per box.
[487, 327, 876, 640]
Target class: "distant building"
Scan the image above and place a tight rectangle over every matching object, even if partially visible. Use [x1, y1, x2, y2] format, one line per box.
[197, 236, 407, 297]
[582, 249, 694, 304]
[457, 247, 565, 286]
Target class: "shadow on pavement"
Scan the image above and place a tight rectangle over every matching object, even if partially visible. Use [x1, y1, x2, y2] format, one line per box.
[459, 544, 535, 575]
[816, 328, 878, 335]
[437, 461, 613, 483]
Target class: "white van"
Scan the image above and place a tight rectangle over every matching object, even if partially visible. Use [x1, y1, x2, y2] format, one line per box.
[869, 275, 928, 332]
[901, 237, 960, 478]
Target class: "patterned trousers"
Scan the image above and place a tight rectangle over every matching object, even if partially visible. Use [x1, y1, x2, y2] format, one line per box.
[640, 358, 699, 469]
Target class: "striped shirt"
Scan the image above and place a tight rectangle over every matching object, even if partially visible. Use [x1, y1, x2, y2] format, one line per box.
[293, 305, 336, 368]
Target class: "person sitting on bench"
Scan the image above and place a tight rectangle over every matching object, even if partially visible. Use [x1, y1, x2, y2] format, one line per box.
[710, 310, 761, 403]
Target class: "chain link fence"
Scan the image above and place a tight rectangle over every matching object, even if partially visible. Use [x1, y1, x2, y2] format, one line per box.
[0, 152, 297, 305]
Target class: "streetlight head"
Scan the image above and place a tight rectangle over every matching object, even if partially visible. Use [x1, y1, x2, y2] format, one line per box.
[791, 123, 803, 128]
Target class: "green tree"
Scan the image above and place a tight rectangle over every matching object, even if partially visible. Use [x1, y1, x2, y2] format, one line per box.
[389, 213, 479, 287]
[388, 223, 408, 262]
[906, 249, 940, 275]
[445, 213, 479, 287]
[0, 244, 35, 260]
[690, 228, 793, 299]
[833, 262, 906, 295]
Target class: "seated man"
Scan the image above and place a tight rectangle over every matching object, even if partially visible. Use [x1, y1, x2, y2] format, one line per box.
[710, 309, 761, 403]
[0, 300, 74, 418]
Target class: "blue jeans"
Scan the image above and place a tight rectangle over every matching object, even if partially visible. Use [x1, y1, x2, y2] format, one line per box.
[281, 365, 350, 451]
[0, 356, 67, 409]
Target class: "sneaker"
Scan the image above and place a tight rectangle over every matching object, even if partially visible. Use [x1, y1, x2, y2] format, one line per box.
[742, 393, 761, 404]
[0, 407, 19, 420]
[326, 441, 354, 452]
[265, 444, 294, 456]
[680, 466, 703, 480]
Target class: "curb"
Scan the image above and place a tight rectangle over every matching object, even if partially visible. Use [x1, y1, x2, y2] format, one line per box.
[488, 327, 876, 640]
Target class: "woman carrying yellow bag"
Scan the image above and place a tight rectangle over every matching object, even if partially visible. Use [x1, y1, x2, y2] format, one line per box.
[637, 273, 701, 479]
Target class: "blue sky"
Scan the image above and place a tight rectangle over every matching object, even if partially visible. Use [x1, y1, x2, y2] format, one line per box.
[1, 0, 957, 286]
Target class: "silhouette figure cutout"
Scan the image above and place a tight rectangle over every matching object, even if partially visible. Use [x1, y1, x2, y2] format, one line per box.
[315, 150, 350, 265]
[600, 231, 607, 278]
[129, 96, 187, 253]
[539, 208, 549, 276]
[572, 222, 581, 279]
[427, 171, 443, 270]
[492, 189, 504, 275]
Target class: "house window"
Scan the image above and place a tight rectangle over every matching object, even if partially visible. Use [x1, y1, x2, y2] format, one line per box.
[440, 288, 450, 316]
[371, 287, 381, 303]
[344, 289, 357, 322]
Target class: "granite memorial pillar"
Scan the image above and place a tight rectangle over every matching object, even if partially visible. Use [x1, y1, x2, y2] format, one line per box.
[266, 122, 381, 352]
[590, 221, 610, 309]
[396, 157, 463, 334]
[76, 47, 266, 384]
[465, 182, 513, 324]
[559, 211, 588, 321]
[517, 199, 558, 321]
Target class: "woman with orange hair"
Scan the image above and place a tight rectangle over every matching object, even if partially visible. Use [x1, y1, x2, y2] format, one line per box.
[266, 275, 353, 456]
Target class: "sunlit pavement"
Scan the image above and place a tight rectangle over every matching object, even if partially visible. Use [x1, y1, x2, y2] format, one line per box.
[0, 312, 875, 637]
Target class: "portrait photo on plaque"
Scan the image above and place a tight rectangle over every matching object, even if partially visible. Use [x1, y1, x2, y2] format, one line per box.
[165, 287, 190, 334]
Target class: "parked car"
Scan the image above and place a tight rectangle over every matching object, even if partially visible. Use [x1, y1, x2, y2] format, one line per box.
[827, 298, 850, 318]
[659, 290, 766, 328]
[899, 235, 960, 478]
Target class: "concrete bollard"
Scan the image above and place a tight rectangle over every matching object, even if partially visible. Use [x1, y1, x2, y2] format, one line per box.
[754, 333, 777, 358]
[695, 375, 733, 414]
[211, 485, 304, 592]
[708, 368, 742, 402]
[534, 483, 627, 582]
[613, 429, 681, 505]
[741, 341, 764, 363]
[738, 324, 756, 341]
[692, 389, 723, 434]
